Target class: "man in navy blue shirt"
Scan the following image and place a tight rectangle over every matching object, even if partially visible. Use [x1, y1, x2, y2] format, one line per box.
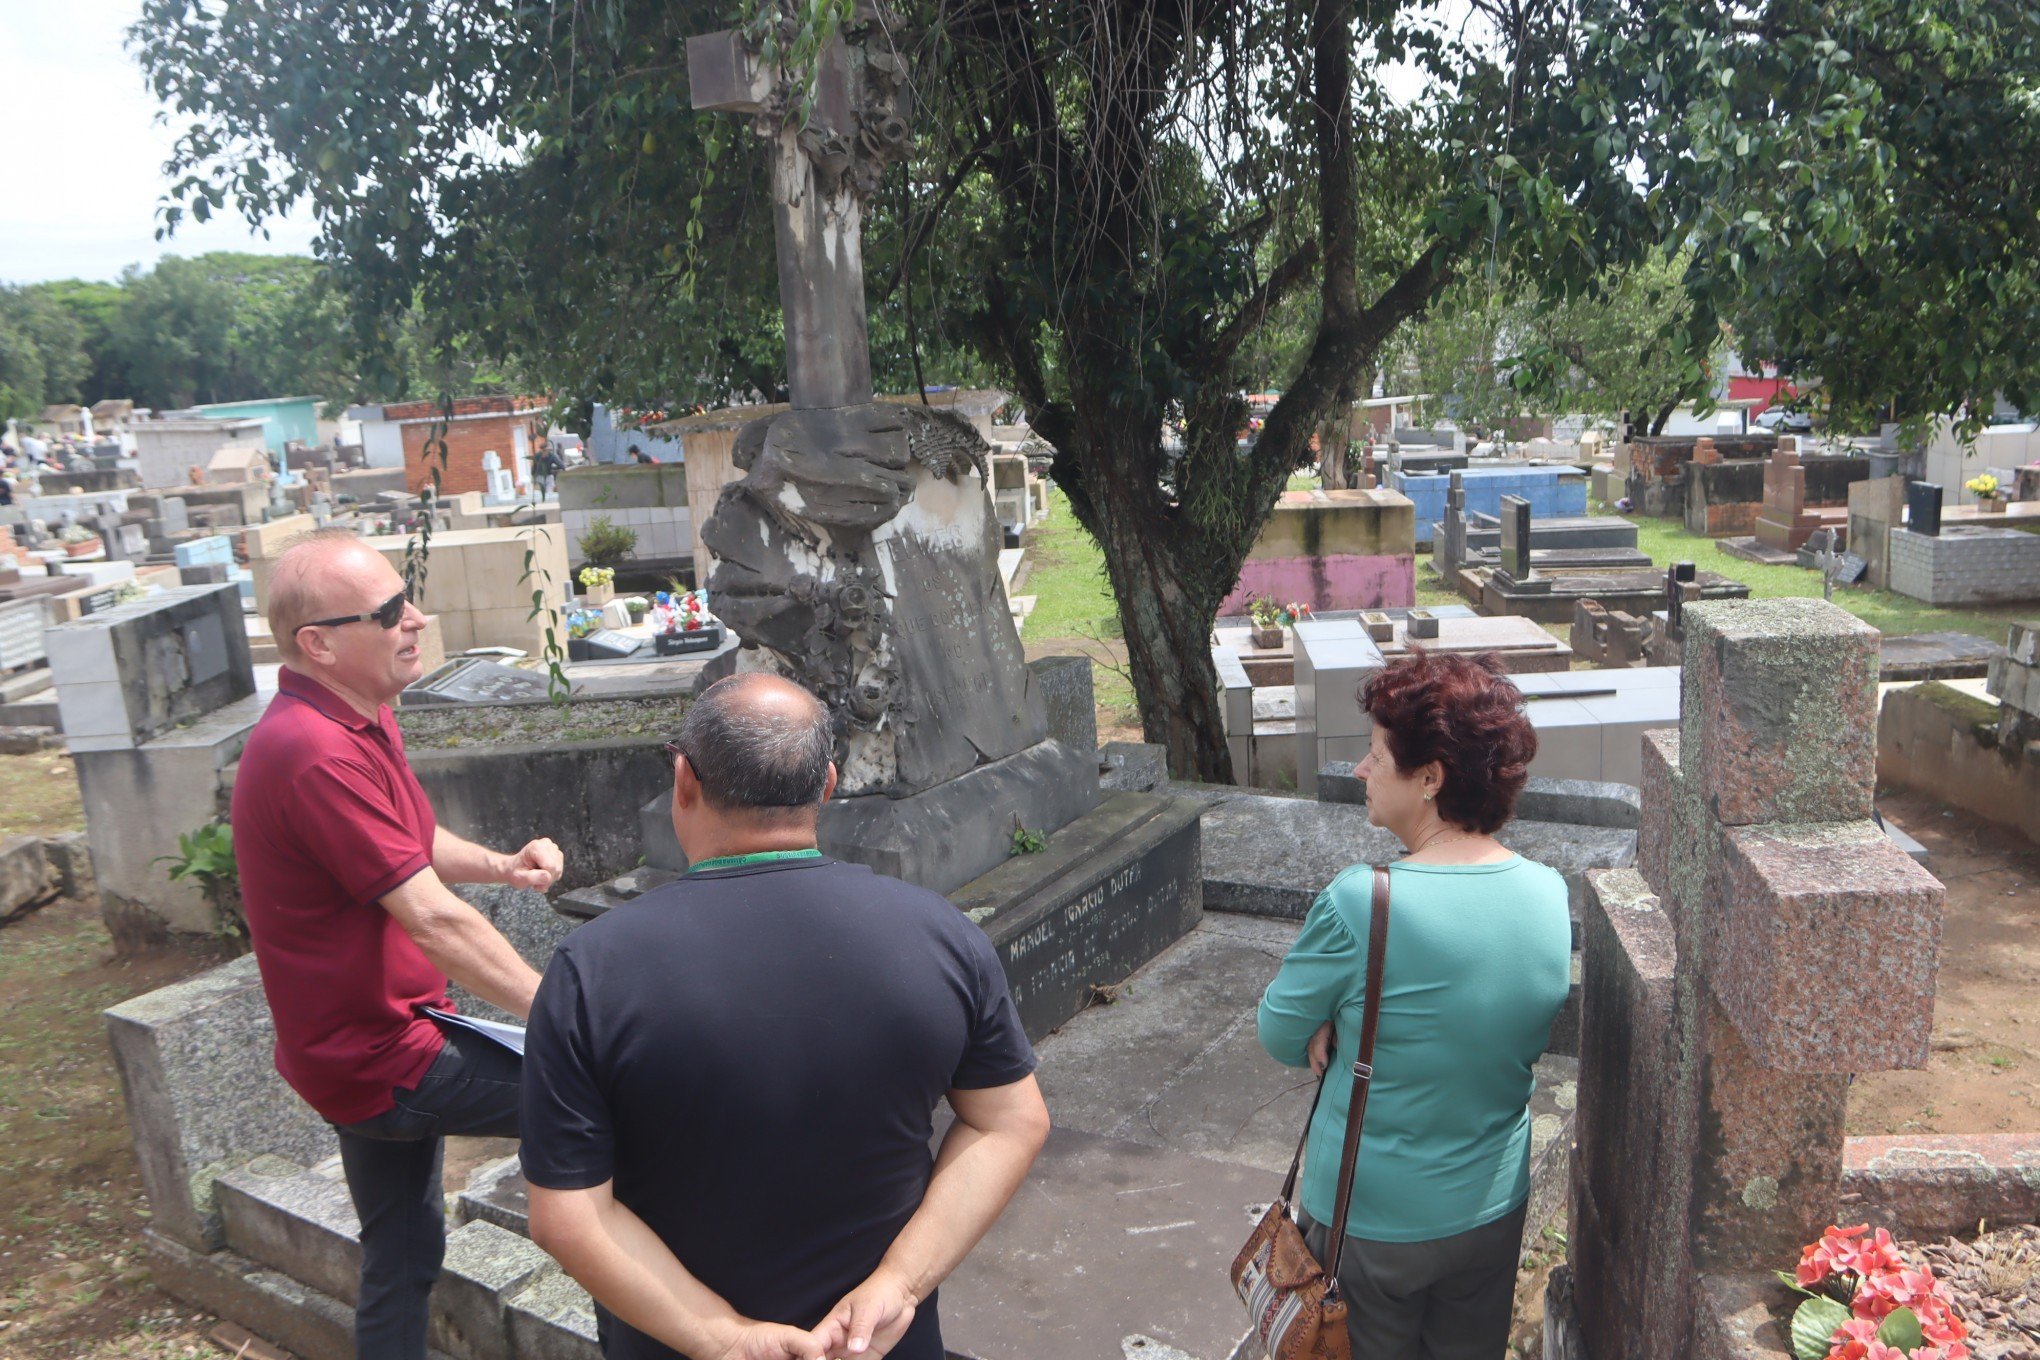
[520, 673, 1049, 1360]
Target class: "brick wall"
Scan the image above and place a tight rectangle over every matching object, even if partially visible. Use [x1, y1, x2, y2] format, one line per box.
[1703, 501, 1759, 536]
[402, 416, 541, 497]
[1888, 527, 2040, 605]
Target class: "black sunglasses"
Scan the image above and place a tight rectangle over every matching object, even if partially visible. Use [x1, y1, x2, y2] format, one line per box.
[300, 588, 410, 633]
[663, 740, 687, 765]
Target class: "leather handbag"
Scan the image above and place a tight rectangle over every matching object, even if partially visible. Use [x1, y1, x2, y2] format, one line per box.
[1231, 866, 1391, 1360]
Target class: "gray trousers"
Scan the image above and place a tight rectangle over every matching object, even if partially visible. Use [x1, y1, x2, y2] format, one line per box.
[1301, 1201, 1527, 1360]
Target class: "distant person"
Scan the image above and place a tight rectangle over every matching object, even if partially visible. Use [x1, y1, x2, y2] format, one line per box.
[532, 443, 566, 498]
[0, 474, 12, 508]
[1258, 650, 1571, 1360]
[521, 674, 1050, 1360]
[233, 529, 564, 1360]
[628, 443, 655, 465]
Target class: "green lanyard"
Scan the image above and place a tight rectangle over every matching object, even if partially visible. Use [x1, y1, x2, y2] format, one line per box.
[685, 848, 824, 875]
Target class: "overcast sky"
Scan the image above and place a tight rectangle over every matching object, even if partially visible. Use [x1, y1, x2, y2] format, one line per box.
[0, 0, 318, 285]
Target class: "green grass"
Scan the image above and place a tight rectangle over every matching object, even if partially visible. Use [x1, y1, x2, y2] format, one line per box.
[1610, 507, 2034, 644]
[1018, 488, 1123, 644]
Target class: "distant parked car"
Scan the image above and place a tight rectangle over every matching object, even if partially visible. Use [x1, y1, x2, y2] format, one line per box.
[1754, 407, 1814, 433]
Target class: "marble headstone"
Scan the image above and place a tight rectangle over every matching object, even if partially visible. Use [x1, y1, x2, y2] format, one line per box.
[1906, 480, 1943, 537]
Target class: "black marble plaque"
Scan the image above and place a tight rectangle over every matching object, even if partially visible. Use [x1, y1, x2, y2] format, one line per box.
[1907, 481, 1943, 537]
[975, 797, 1203, 1041]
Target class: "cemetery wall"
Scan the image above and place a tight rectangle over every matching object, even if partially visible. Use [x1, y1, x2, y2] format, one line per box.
[1216, 488, 1416, 614]
[1887, 527, 2040, 606]
[558, 464, 692, 568]
[363, 525, 569, 654]
[1683, 456, 1868, 537]
[391, 399, 547, 497]
[1877, 683, 2040, 843]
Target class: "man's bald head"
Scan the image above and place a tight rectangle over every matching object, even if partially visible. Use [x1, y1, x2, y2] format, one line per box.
[676, 673, 834, 816]
[267, 529, 397, 664]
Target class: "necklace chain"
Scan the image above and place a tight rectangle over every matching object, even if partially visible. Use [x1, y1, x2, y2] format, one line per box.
[1409, 824, 1483, 856]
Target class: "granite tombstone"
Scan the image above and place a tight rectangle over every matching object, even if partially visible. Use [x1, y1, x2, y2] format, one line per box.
[689, 7, 1096, 892]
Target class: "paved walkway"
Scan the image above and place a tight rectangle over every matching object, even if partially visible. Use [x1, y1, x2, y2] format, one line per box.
[942, 911, 1575, 1360]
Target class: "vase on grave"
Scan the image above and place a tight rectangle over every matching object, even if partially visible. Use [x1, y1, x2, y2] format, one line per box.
[1251, 624, 1285, 650]
[583, 582, 615, 606]
[1979, 496, 2007, 514]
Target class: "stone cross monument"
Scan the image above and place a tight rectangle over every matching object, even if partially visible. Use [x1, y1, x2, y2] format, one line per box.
[687, 5, 1096, 893]
[1563, 599, 1946, 1359]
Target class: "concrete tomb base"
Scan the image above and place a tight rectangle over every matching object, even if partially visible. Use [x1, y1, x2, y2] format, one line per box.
[1475, 565, 1750, 623]
[639, 737, 1102, 897]
[620, 785, 1204, 1044]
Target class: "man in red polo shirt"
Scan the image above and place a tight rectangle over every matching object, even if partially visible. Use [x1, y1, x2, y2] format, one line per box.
[233, 528, 563, 1360]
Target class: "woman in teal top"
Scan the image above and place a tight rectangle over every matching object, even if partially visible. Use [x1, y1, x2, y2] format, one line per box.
[1258, 650, 1571, 1360]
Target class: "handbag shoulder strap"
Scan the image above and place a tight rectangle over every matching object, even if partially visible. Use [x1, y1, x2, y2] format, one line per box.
[1275, 866, 1393, 1207]
[1322, 866, 1391, 1280]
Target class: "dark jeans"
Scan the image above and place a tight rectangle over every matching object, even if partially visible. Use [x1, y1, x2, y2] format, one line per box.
[1302, 1200, 1529, 1360]
[335, 1025, 522, 1360]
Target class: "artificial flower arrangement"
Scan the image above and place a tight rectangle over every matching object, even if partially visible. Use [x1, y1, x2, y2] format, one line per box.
[649, 588, 716, 634]
[577, 566, 616, 589]
[565, 607, 605, 640]
[1781, 1224, 1970, 1360]
[1248, 597, 1312, 629]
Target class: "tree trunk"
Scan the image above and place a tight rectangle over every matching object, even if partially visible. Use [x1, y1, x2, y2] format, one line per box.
[1095, 503, 1237, 784]
[1055, 416, 1240, 785]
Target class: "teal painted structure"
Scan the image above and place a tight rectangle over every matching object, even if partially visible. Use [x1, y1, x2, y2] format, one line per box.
[191, 396, 321, 456]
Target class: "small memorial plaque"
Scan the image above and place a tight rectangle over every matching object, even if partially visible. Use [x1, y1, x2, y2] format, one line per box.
[1834, 553, 1868, 585]
[401, 658, 556, 706]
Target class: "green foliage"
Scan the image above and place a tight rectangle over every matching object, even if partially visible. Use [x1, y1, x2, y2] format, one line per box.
[0, 286, 90, 421]
[157, 819, 235, 887]
[1789, 1295, 1853, 1360]
[1575, 0, 2040, 433]
[1399, 250, 1714, 435]
[577, 516, 639, 570]
[1009, 819, 1046, 857]
[155, 819, 246, 950]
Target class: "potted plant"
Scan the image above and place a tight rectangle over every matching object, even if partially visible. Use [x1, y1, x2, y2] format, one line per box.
[1777, 1224, 1971, 1360]
[1247, 596, 1310, 649]
[578, 564, 617, 605]
[58, 523, 103, 558]
[563, 606, 606, 660]
[1965, 472, 2006, 513]
[623, 596, 650, 623]
[577, 515, 639, 574]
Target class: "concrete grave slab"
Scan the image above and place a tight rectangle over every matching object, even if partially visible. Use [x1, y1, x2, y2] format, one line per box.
[103, 954, 337, 1252]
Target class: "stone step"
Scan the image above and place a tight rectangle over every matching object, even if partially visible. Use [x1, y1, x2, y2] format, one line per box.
[145, 1228, 451, 1360]
[0, 663, 53, 703]
[213, 1154, 598, 1360]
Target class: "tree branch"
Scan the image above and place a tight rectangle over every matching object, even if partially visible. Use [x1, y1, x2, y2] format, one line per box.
[1202, 240, 1321, 373]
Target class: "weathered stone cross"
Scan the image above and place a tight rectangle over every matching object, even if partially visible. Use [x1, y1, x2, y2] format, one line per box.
[687, 7, 912, 409]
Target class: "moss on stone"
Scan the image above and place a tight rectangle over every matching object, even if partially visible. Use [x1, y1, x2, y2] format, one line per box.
[1910, 681, 2002, 735]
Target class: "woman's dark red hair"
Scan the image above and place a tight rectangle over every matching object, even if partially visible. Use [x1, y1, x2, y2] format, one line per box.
[1360, 649, 1537, 834]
